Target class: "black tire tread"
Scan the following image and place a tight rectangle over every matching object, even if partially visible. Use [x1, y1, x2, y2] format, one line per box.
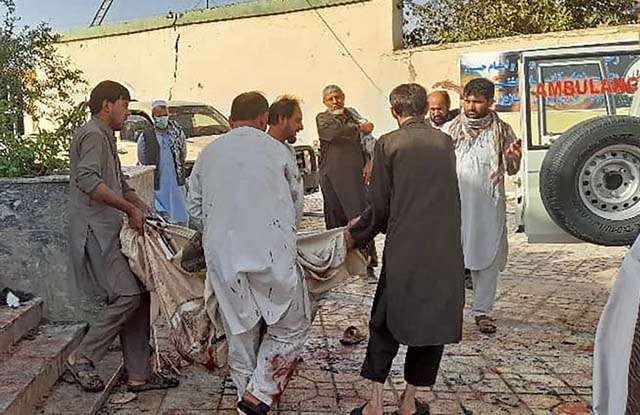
[540, 115, 640, 246]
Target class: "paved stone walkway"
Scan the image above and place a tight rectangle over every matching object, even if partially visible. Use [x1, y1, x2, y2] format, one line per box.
[100, 193, 627, 414]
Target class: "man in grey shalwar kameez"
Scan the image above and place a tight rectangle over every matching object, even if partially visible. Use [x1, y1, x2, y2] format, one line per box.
[442, 78, 522, 334]
[66, 81, 178, 393]
[347, 83, 465, 415]
[188, 92, 310, 415]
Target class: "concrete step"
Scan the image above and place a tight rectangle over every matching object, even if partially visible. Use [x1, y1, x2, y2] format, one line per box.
[0, 299, 44, 354]
[36, 348, 124, 415]
[0, 322, 87, 415]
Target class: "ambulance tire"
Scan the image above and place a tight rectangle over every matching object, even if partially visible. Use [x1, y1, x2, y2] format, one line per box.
[540, 115, 640, 246]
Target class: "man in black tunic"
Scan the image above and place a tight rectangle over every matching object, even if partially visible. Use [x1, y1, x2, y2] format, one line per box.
[347, 83, 465, 415]
[316, 84, 378, 280]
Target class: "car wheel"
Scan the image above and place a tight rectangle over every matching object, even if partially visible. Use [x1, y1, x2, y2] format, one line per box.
[540, 115, 640, 246]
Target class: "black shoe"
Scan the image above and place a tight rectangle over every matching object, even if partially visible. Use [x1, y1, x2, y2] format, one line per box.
[366, 266, 377, 284]
[238, 398, 270, 415]
[1, 287, 34, 305]
[464, 271, 473, 290]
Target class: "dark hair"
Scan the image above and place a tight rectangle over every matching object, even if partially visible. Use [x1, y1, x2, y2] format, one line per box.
[88, 80, 131, 115]
[268, 95, 301, 126]
[428, 90, 451, 109]
[389, 83, 428, 117]
[463, 78, 495, 101]
[230, 92, 269, 122]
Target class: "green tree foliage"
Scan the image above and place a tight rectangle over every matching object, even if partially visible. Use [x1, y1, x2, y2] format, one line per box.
[403, 0, 637, 47]
[0, 0, 86, 177]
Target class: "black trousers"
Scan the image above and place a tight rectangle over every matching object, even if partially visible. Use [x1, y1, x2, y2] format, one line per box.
[361, 269, 444, 386]
[320, 174, 378, 267]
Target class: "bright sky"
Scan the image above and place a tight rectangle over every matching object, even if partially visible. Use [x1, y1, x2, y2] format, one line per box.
[13, 0, 252, 31]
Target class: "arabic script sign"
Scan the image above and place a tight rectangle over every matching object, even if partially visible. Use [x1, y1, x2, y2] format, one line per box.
[460, 51, 521, 112]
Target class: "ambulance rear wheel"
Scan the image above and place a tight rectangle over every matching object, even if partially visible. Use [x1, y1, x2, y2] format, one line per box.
[540, 115, 640, 246]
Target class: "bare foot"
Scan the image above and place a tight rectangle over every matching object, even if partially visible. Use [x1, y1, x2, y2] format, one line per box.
[363, 402, 383, 415]
[397, 404, 417, 415]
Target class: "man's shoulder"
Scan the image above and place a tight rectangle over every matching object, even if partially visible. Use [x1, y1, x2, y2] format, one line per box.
[210, 127, 271, 150]
[316, 110, 333, 121]
[440, 117, 458, 135]
[380, 123, 452, 148]
[378, 128, 401, 142]
[168, 120, 184, 135]
[283, 142, 296, 156]
[80, 118, 104, 134]
[73, 119, 106, 145]
[345, 107, 363, 120]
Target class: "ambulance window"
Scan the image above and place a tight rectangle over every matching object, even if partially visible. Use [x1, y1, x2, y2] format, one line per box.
[604, 54, 640, 115]
[535, 62, 608, 146]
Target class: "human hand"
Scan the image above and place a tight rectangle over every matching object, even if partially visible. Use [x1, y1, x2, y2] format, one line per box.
[506, 139, 522, 160]
[432, 80, 462, 95]
[127, 206, 145, 235]
[362, 161, 373, 186]
[344, 228, 355, 250]
[359, 122, 374, 135]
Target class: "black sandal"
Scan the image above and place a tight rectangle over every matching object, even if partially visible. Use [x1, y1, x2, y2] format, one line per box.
[397, 393, 430, 414]
[350, 403, 367, 415]
[237, 398, 270, 415]
[127, 373, 179, 392]
[394, 402, 430, 414]
[65, 360, 105, 392]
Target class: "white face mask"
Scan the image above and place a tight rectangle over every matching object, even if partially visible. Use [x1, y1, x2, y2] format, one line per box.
[330, 108, 345, 115]
[154, 115, 169, 129]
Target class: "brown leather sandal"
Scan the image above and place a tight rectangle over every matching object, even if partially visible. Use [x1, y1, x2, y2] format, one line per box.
[475, 315, 497, 334]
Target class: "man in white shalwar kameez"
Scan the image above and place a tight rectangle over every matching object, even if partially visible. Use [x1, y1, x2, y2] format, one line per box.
[593, 235, 640, 415]
[187, 92, 310, 415]
[442, 78, 522, 334]
[266, 95, 305, 227]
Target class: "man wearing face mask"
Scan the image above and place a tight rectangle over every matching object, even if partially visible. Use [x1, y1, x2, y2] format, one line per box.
[137, 100, 188, 224]
[316, 85, 378, 283]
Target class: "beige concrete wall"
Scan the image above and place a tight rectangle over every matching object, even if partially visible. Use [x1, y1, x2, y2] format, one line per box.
[56, 0, 639, 143]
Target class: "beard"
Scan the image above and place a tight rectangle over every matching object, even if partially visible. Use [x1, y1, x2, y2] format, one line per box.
[329, 108, 345, 115]
[430, 115, 446, 126]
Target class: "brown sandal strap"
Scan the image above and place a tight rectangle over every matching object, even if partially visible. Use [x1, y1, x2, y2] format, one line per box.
[475, 316, 497, 333]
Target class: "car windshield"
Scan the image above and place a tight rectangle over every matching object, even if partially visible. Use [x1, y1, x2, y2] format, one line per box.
[169, 105, 229, 138]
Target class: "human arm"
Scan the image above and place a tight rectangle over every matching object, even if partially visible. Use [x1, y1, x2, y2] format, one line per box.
[137, 132, 147, 165]
[186, 155, 204, 232]
[502, 124, 522, 175]
[178, 127, 187, 166]
[90, 184, 145, 233]
[432, 79, 463, 96]
[348, 138, 391, 247]
[316, 112, 359, 143]
[75, 132, 145, 233]
[345, 107, 375, 135]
